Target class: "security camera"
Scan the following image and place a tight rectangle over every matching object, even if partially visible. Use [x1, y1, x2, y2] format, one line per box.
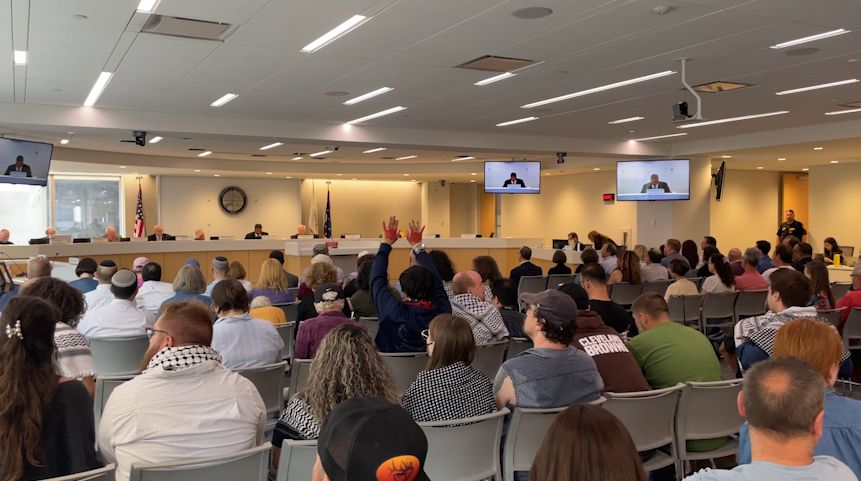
[556, 152, 567, 164]
[439, 180, 446, 187]
[672, 102, 693, 122]
[133, 131, 147, 147]
[333, 146, 340, 151]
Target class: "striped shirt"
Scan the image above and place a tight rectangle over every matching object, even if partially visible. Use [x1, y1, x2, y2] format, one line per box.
[211, 313, 284, 369]
[402, 362, 495, 422]
[54, 322, 96, 379]
[450, 294, 509, 345]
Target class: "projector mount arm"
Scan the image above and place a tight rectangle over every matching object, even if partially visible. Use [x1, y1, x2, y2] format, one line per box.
[679, 58, 703, 120]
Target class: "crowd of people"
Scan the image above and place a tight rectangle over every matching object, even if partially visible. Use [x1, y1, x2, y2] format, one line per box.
[1, 218, 860, 481]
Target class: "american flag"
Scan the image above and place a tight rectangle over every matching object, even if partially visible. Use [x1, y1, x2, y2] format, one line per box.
[323, 184, 332, 238]
[133, 182, 145, 238]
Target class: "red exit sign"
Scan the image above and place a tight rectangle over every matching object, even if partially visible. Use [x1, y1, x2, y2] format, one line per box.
[603, 193, 615, 202]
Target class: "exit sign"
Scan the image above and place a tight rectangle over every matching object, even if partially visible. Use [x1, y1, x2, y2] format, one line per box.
[603, 193, 615, 202]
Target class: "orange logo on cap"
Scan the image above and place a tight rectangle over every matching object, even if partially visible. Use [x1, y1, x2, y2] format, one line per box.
[376, 455, 420, 481]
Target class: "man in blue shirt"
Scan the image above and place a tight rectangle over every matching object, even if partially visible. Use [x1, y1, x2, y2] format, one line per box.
[755, 240, 774, 274]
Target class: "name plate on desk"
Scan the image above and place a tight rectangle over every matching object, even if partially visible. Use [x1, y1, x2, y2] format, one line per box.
[297, 235, 315, 239]
[325, 240, 339, 249]
[343, 234, 360, 240]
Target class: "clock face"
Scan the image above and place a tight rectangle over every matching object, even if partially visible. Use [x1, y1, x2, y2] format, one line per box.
[219, 186, 247, 214]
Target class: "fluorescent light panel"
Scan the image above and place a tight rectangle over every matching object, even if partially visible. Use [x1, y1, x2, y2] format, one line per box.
[310, 150, 332, 157]
[825, 107, 861, 116]
[363, 147, 386, 153]
[343, 87, 393, 105]
[83, 72, 114, 107]
[608, 116, 644, 124]
[292, 156, 303, 160]
[60, 138, 70, 145]
[770, 28, 850, 49]
[775, 79, 858, 95]
[496, 116, 538, 127]
[259, 142, 284, 151]
[301, 15, 368, 53]
[210, 93, 238, 107]
[395, 155, 417, 160]
[198, 151, 212, 157]
[148, 136, 163, 144]
[522, 70, 675, 108]
[345, 106, 406, 125]
[632, 133, 688, 141]
[451, 156, 475, 162]
[474, 72, 515, 86]
[677, 111, 789, 129]
[13, 50, 26, 65]
[136, 0, 160, 12]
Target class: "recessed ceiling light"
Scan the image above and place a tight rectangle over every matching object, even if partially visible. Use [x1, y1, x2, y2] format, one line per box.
[119, 166, 127, 169]
[411, 179, 417, 182]
[193, 169, 201, 172]
[395, 155, 417, 160]
[719, 155, 732, 158]
[301, 15, 369, 53]
[352, 178, 357, 180]
[83, 71, 114, 107]
[511, 6, 553, 19]
[628, 130, 636, 133]
[337, 173, 343, 176]
[775, 79, 859, 95]
[343, 87, 393, 105]
[452, 156, 475, 162]
[345, 106, 406, 125]
[148, 136, 163, 144]
[213, 174, 220, 177]
[770, 28, 850, 49]
[292, 156, 303, 160]
[285, 176, 292, 179]
[310, 150, 332, 157]
[403, 173, 409, 176]
[756, 166, 764, 170]
[521, 70, 675, 108]
[825, 107, 861, 116]
[260, 142, 284, 151]
[363, 147, 386, 153]
[608, 116, 644, 124]
[265, 172, 273, 175]
[632, 132, 688, 141]
[830, 160, 839, 164]
[677, 111, 789, 129]
[136, 0, 160, 12]
[470, 172, 477, 176]
[814, 146, 824, 151]
[778, 157, 786, 161]
[210, 93, 238, 107]
[13, 50, 26, 65]
[496, 116, 538, 127]
[474, 72, 516, 86]
[60, 138, 70, 145]
[802, 168, 809, 171]
[198, 151, 212, 157]
[470, 179, 476, 183]
[593, 167, 601, 171]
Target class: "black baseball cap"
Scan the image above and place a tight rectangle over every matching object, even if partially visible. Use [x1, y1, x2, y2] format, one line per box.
[314, 283, 345, 303]
[520, 289, 578, 328]
[318, 397, 430, 481]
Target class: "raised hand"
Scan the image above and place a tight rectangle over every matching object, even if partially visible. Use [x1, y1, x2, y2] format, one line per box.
[407, 220, 425, 246]
[382, 216, 399, 245]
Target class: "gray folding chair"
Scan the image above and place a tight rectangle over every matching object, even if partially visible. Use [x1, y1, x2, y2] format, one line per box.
[547, 274, 576, 288]
[94, 375, 135, 431]
[690, 277, 705, 291]
[502, 406, 565, 481]
[89, 335, 149, 375]
[643, 279, 673, 297]
[832, 282, 853, 301]
[275, 440, 317, 481]
[734, 290, 768, 322]
[668, 295, 702, 327]
[275, 322, 295, 362]
[359, 316, 380, 340]
[609, 282, 644, 308]
[700, 291, 739, 332]
[419, 408, 510, 481]
[128, 445, 271, 481]
[506, 337, 532, 360]
[380, 352, 428, 394]
[286, 287, 300, 298]
[517, 276, 548, 309]
[603, 384, 683, 474]
[274, 303, 299, 324]
[668, 295, 686, 324]
[286, 358, 312, 398]
[237, 362, 287, 434]
[820, 308, 846, 327]
[675, 380, 744, 473]
[472, 340, 507, 381]
[42, 464, 117, 481]
[843, 307, 861, 350]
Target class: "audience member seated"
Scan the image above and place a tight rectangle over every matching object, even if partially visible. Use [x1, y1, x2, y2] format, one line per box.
[307, 244, 346, 284]
[250, 258, 296, 304]
[20, 278, 96, 395]
[684, 357, 856, 481]
[735, 248, 768, 291]
[702, 253, 736, 294]
[762, 244, 794, 285]
[210, 279, 282, 369]
[268, 250, 299, 287]
[494, 289, 603, 408]
[1, 296, 101, 480]
[737, 318, 861, 478]
[344, 252, 374, 298]
[634, 244, 648, 264]
[298, 262, 349, 323]
[272, 324, 398, 447]
[823, 237, 843, 265]
[575, 247, 599, 274]
[349, 258, 386, 319]
[78, 270, 150, 337]
[491, 278, 525, 338]
[227, 260, 253, 294]
[665, 258, 699, 301]
[428, 250, 456, 297]
[530, 404, 648, 481]
[697, 246, 720, 278]
[835, 265, 861, 327]
[69, 257, 99, 293]
[510, 246, 543, 288]
[642, 248, 670, 282]
[0, 256, 52, 310]
[135, 262, 174, 320]
[295, 284, 362, 359]
[548, 250, 573, 276]
[312, 397, 430, 481]
[681, 239, 700, 274]
[702, 235, 718, 251]
[580, 263, 636, 336]
[560, 282, 651, 393]
[204, 256, 229, 297]
[403, 314, 496, 421]
[756, 240, 774, 273]
[450, 270, 509, 344]
[249, 296, 286, 325]
[162, 264, 212, 308]
[806, 260, 835, 310]
[131, 257, 148, 288]
[661, 238, 684, 268]
[371, 217, 451, 353]
[99, 302, 266, 481]
[599, 242, 619, 276]
[727, 248, 744, 276]
[83, 260, 118, 312]
[794, 242, 815, 272]
[609, 250, 642, 285]
[473, 255, 504, 301]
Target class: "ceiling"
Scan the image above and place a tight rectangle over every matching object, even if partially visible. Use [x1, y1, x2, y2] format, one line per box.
[2, 0, 861, 178]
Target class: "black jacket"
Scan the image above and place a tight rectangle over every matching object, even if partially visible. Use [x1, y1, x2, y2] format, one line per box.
[510, 261, 543, 288]
[147, 233, 175, 241]
[244, 231, 269, 239]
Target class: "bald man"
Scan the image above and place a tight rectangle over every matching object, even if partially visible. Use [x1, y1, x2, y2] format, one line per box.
[147, 225, 175, 242]
[105, 226, 119, 242]
[449, 270, 509, 344]
[0, 228, 11, 244]
[0, 256, 52, 310]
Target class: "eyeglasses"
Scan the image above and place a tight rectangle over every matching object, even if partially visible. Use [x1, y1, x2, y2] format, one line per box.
[420, 329, 433, 345]
[146, 328, 170, 339]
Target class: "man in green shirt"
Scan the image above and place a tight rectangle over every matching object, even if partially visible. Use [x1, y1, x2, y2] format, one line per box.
[629, 293, 725, 452]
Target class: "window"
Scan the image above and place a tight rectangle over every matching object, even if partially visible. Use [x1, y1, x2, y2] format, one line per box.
[0, 183, 48, 244]
[52, 176, 122, 238]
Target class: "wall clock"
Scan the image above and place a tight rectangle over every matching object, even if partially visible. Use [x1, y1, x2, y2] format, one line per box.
[219, 186, 247, 214]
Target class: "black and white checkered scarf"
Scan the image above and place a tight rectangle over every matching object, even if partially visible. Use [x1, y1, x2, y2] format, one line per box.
[145, 345, 222, 372]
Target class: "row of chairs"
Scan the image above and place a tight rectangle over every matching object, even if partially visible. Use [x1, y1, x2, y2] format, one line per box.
[667, 291, 767, 333]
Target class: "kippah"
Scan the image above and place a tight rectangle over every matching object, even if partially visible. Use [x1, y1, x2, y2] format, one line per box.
[111, 269, 137, 288]
[212, 256, 229, 271]
[100, 260, 117, 267]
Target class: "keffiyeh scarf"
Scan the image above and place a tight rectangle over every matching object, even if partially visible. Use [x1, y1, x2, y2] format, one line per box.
[145, 345, 222, 372]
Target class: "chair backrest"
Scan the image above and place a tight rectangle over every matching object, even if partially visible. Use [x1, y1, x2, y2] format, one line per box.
[604, 384, 683, 453]
[517, 276, 548, 309]
[643, 280, 673, 297]
[667, 295, 686, 324]
[128, 445, 271, 481]
[41, 464, 117, 481]
[682, 294, 704, 323]
[506, 337, 532, 360]
[676, 380, 744, 459]
[275, 440, 317, 481]
[419, 409, 510, 481]
[89, 336, 149, 375]
[701, 291, 739, 328]
[502, 407, 566, 481]
[609, 282, 644, 307]
[275, 322, 296, 361]
[690, 277, 705, 290]
[844, 307, 861, 343]
[831, 283, 853, 302]
[472, 340, 507, 380]
[274, 302, 300, 324]
[359, 316, 380, 340]
[236, 362, 287, 419]
[287, 287, 300, 298]
[94, 375, 135, 430]
[287, 358, 313, 398]
[819, 308, 846, 327]
[735, 290, 768, 319]
[380, 352, 428, 394]
[547, 274, 576, 288]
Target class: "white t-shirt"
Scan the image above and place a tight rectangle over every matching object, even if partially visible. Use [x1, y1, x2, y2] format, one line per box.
[683, 456, 857, 481]
[78, 299, 150, 338]
[641, 263, 670, 282]
[701, 275, 735, 294]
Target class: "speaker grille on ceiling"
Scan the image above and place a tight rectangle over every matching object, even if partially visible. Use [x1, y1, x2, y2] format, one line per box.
[141, 15, 235, 41]
[456, 55, 535, 72]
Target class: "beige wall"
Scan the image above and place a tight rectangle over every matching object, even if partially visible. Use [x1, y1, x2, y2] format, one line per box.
[449, 183, 479, 236]
[810, 163, 861, 252]
[709, 170, 781, 251]
[301, 179, 422, 238]
[121, 175, 158, 237]
[781, 172, 809, 240]
[160, 176, 301, 238]
[479, 191, 495, 238]
[422, 181, 451, 237]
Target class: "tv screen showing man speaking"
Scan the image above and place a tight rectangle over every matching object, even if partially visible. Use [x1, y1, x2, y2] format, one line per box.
[616, 159, 690, 201]
[0, 138, 53, 187]
[484, 161, 541, 194]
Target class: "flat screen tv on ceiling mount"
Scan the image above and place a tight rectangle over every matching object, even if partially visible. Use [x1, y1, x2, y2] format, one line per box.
[0, 137, 53, 187]
[484, 161, 541, 194]
[616, 159, 690, 201]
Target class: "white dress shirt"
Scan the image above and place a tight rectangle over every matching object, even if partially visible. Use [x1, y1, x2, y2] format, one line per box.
[98, 360, 266, 481]
[84, 284, 114, 311]
[212, 313, 284, 369]
[135, 281, 175, 319]
[78, 299, 150, 338]
[204, 279, 222, 297]
[600, 255, 618, 275]
[762, 265, 794, 285]
[641, 263, 670, 282]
